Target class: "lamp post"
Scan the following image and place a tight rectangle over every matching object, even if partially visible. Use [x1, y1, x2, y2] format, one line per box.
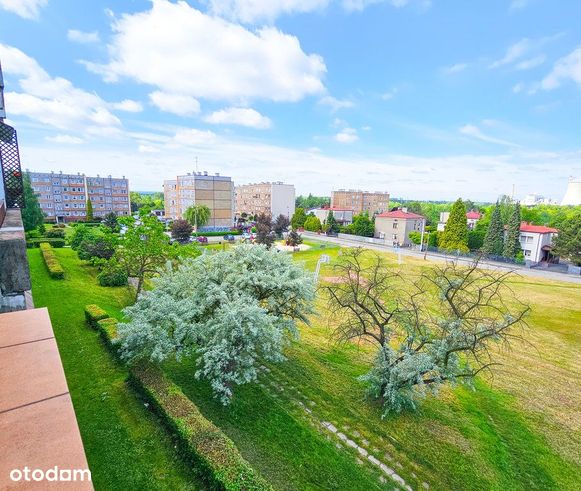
[314, 254, 330, 282]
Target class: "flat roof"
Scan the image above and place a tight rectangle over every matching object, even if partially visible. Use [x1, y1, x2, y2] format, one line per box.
[0, 308, 92, 489]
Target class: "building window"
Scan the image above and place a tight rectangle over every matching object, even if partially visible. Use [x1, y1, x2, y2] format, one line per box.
[393, 222, 398, 229]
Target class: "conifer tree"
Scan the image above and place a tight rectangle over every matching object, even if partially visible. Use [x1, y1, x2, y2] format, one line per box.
[503, 203, 522, 258]
[291, 207, 307, 229]
[439, 198, 468, 252]
[86, 198, 94, 221]
[325, 210, 340, 234]
[482, 202, 504, 256]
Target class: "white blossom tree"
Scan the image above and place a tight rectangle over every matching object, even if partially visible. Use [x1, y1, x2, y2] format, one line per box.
[323, 248, 530, 415]
[118, 244, 315, 404]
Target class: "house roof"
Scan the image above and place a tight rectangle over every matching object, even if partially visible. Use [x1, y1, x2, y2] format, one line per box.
[466, 211, 482, 219]
[519, 222, 558, 234]
[377, 210, 425, 219]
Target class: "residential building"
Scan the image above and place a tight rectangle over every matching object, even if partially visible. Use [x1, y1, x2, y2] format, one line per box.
[437, 210, 482, 231]
[235, 182, 295, 219]
[331, 189, 390, 215]
[522, 194, 554, 206]
[518, 223, 558, 264]
[29, 171, 130, 222]
[311, 207, 354, 225]
[163, 171, 234, 230]
[374, 209, 426, 247]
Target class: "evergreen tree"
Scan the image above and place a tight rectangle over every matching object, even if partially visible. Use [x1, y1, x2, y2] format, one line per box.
[86, 198, 94, 221]
[21, 172, 44, 231]
[482, 202, 504, 256]
[303, 215, 322, 232]
[503, 203, 522, 258]
[351, 212, 375, 237]
[291, 207, 307, 229]
[325, 210, 340, 234]
[553, 212, 581, 266]
[439, 198, 468, 252]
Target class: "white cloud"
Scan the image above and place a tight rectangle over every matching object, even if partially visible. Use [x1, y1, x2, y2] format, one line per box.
[67, 29, 100, 44]
[489, 39, 532, 69]
[342, 0, 412, 12]
[318, 95, 354, 112]
[381, 88, 398, 100]
[515, 54, 545, 70]
[149, 91, 201, 116]
[0, 44, 121, 132]
[335, 127, 359, 143]
[509, 0, 529, 11]
[45, 134, 84, 144]
[459, 124, 518, 147]
[204, 107, 272, 129]
[541, 47, 581, 90]
[85, 1, 326, 103]
[443, 63, 468, 74]
[173, 128, 217, 146]
[512, 82, 524, 93]
[138, 144, 160, 153]
[0, 0, 47, 19]
[207, 0, 329, 23]
[110, 99, 143, 113]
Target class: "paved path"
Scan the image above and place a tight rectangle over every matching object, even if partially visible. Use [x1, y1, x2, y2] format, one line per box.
[303, 232, 581, 285]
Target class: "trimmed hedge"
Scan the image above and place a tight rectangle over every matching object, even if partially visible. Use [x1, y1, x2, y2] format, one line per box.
[40, 243, 65, 279]
[27, 238, 66, 248]
[96, 317, 119, 351]
[130, 364, 272, 491]
[193, 230, 241, 237]
[84, 304, 109, 328]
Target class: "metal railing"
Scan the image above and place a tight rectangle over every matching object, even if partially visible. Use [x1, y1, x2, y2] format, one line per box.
[0, 121, 24, 209]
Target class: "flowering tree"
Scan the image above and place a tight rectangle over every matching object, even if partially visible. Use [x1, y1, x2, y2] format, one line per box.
[118, 244, 316, 404]
[323, 248, 529, 415]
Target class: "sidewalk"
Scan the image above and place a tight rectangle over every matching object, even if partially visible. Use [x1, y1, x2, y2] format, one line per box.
[303, 232, 581, 285]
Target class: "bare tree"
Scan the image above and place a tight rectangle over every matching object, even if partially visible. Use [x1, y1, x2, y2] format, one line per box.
[323, 248, 529, 414]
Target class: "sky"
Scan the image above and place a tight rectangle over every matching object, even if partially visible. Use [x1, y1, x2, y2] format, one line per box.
[0, 0, 580, 201]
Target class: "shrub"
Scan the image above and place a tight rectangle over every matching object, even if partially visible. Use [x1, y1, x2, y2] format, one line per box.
[171, 219, 193, 243]
[193, 230, 241, 237]
[78, 237, 116, 262]
[97, 264, 128, 287]
[130, 364, 272, 491]
[84, 304, 109, 328]
[97, 317, 119, 351]
[54, 223, 66, 229]
[26, 230, 41, 239]
[40, 242, 65, 279]
[45, 228, 66, 238]
[27, 238, 66, 248]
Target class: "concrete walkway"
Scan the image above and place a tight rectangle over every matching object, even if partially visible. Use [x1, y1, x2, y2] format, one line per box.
[303, 232, 581, 285]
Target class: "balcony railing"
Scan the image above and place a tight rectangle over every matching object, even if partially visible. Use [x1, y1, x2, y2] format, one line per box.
[0, 121, 24, 209]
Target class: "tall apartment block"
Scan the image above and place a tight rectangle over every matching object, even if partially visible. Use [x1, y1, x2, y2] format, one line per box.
[29, 171, 130, 222]
[235, 182, 295, 219]
[163, 171, 234, 230]
[331, 189, 390, 215]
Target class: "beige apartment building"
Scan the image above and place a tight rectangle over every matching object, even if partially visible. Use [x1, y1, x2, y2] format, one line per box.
[163, 171, 234, 230]
[29, 171, 130, 222]
[235, 182, 295, 219]
[374, 209, 425, 247]
[331, 189, 390, 215]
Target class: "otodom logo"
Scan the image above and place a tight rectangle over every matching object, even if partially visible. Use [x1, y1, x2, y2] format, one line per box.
[10, 466, 91, 483]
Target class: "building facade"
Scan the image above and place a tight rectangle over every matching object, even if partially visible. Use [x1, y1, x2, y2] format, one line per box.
[29, 172, 130, 222]
[235, 182, 295, 219]
[163, 171, 234, 230]
[331, 189, 390, 215]
[437, 210, 482, 231]
[374, 209, 425, 247]
[311, 207, 354, 225]
[518, 223, 558, 264]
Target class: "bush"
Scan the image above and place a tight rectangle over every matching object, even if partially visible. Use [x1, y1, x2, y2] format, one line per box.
[171, 219, 193, 243]
[84, 304, 109, 328]
[27, 238, 66, 248]
[130, 364, 272, 491]
[54, 223, 66, 229]
[96, 317, 119, 351]
[97, 264, 128, 287]
[39, 242, 65, 279]
[193, 230, 241, 237]
[45, 228, 66, 238]
[78, 237, 116, 262]
[26, 230, 41, 239]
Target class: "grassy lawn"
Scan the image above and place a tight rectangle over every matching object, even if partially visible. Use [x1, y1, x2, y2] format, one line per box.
[28, 242, 580, 490]
[28, 248, 206, 490]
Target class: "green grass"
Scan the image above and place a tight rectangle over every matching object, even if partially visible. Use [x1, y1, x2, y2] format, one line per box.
[28, 248, 206, 490]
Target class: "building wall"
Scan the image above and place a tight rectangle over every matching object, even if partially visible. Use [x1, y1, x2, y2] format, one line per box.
[312, 208, 353, 225]
[374, 216, 424, 246]
[519, 232, 555, 263]
[235, 182, 295, 219]
[29, 172, 130, 222]
[331, 190, 390, 215]
[164, 172, 234, 230]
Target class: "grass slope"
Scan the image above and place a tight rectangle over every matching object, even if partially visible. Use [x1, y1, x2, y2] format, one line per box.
[28, 248, 206, 490]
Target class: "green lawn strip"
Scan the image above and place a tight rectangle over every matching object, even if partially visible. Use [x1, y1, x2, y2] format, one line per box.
[28, 248, 206, 490]
[163, 356, 387, 491]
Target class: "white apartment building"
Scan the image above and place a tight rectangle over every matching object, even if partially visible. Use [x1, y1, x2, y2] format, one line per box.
[310, 207, 354, 225]
[29, 171, 130, 222]
[163, 171, 234, 230]
[235, 182, 295, 219]
[374, 209, 426, 246]
[518, 223, 558, 264]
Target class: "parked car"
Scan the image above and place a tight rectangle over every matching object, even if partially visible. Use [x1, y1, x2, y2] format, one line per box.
[223, 234, 235, 241]
[195, 236, 208, 244]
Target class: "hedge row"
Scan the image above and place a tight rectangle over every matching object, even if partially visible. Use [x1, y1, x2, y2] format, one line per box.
[27, 238, 66, 248]
[193, 230, 241, 237]
[84, 304, 109, 328]
[40, 243, 65, 279]
[130, 364, 272, 491]
[85, 303, 270, 490]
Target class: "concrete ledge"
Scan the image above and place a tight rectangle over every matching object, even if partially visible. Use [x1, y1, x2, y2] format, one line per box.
[0, 209, 31, 308]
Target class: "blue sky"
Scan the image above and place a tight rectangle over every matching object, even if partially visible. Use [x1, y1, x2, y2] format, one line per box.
[0, 0, 580, 200]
